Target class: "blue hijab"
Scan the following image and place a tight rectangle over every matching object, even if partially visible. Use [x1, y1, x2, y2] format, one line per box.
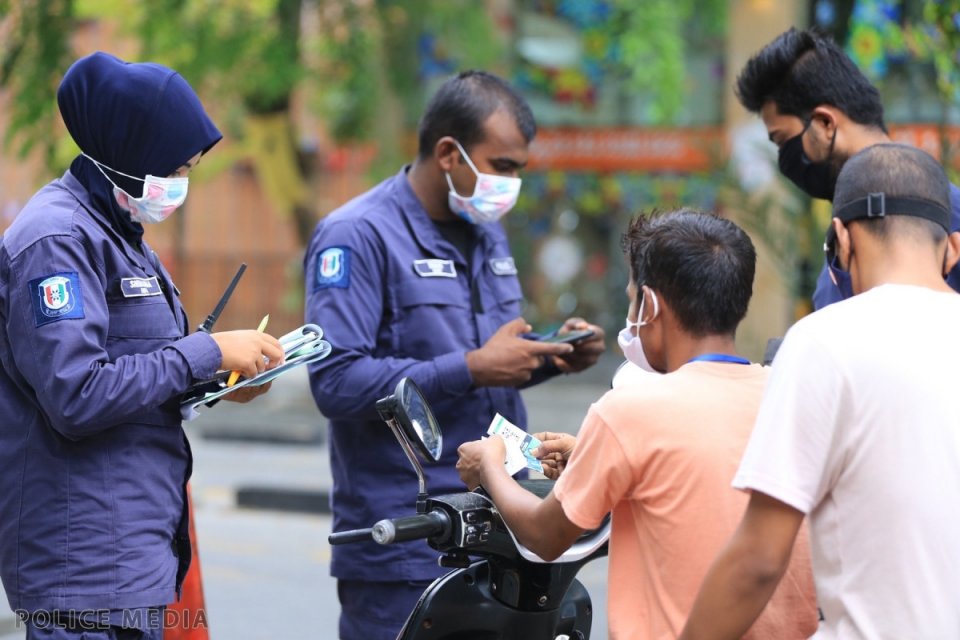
[56, 51, 222, 245]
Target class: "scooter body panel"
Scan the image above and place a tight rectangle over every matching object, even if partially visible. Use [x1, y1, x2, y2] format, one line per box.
[398, 561, 594, 640]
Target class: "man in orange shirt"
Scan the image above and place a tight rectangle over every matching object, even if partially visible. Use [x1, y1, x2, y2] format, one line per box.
[457, 209, 818, 639]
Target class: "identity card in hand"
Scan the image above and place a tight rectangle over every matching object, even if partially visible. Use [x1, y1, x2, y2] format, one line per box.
[487, 413, 543, 475]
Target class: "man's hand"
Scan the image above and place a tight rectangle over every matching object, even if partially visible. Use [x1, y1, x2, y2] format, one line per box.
[222, 380, 273, 404]
[466, 318, 574, 387]
[552, 318, 605, 374]
[458, 435, 585, 561]
[456, 435, 506, 490]
[531, 431, 577, 480]
[211, 330, 285, 379]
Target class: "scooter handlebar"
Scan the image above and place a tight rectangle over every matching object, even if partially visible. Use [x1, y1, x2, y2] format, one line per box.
[372, 510, 451, 545]
[328, 527, 375, 545]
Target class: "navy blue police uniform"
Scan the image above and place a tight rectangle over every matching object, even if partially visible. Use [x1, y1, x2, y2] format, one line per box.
[0, 52, 222, 640]
[305, 167, 557, 638]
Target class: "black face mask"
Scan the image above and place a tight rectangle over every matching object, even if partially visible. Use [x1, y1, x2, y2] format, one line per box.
[778, 120, 838, 201]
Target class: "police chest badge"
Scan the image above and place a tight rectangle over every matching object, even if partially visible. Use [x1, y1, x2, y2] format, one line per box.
[413, 259, 456, 278]
[316, 247, 351, 289]
[30, 272, 86, 326]
[120, 276, 163, 298]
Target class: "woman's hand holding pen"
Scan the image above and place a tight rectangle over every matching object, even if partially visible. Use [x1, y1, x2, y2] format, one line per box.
[211, 330, 284, 380]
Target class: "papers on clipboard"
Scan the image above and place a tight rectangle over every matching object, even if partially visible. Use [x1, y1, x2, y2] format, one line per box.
[180, 323, 332, 416]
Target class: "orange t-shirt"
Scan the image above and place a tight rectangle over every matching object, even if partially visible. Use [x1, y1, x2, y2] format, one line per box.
[553, 362, 818, 639]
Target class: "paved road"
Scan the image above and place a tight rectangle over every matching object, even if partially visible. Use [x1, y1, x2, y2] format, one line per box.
[1, 358, 620, 639]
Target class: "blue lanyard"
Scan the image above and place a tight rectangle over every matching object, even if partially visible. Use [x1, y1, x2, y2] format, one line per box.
[687, 353, 751, 365]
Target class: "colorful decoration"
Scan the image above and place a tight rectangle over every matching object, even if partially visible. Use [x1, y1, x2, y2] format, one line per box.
[515, 0, 618, 109]
[845, 0, 904, 79]
[506, 170, 721, 328]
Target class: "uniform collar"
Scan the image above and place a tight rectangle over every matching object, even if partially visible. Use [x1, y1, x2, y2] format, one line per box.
[393, 165, 497, 265]
[60, 169, 153, 269]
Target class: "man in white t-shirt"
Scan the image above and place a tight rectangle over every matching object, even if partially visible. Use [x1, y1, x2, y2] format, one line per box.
[680, 144, 960, 640]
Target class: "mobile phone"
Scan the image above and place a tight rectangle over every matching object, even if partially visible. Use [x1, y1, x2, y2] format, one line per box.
[539, 329, 595, 345]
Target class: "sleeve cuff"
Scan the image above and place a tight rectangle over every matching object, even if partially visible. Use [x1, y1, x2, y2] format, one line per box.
[732, 471, 813, 515]
[553, 478, 605, 530]
[434, 350, 473, 395]
[171, 332, 222, 381]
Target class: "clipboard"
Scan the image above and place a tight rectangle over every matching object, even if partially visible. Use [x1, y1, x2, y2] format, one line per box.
[181, 323, 332, 414]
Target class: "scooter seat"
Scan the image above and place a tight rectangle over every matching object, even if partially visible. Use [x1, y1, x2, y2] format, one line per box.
[511, 478, 612, 564]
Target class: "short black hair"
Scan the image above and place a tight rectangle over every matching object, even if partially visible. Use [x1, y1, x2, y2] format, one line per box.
[416, 70, 536, 158]
[834, 143, 950, 243]
[621, 209, 757, 337]
[736, 27, 886, 131]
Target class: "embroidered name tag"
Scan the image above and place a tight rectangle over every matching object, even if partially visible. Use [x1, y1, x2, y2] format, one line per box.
[316, 246, 351, 289]
[120, 276, 163, 298]
[488, 257, 517, 276]
[413, 259, 456, 278]
[30, 272, 86, 327]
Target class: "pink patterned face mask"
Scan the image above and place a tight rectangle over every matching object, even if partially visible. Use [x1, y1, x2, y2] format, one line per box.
[445, 140, 521, 225]
[83, 153, 189, 224]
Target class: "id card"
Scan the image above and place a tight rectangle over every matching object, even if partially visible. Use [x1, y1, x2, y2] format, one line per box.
[487, 413, 543, 475]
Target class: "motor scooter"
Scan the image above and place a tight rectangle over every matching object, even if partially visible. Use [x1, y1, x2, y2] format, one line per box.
[328, 377, 610, 640]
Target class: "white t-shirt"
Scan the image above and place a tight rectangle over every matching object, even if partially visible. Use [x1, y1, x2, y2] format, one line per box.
[735, 284, 960, 639]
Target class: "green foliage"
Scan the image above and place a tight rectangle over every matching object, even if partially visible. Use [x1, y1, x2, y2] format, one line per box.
[312, 0, 382, 142]
[0, 0, 76, 166]
[0, 0, 503, 172]
[111, 0, 303, 115]
[377, 0, 503, 127]
[607, 0, 726, 123]
[921, 0, 960, 98]
[313, 0, 503, 142]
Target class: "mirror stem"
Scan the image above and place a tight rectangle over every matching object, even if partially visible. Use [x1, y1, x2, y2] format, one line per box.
[386, 417, 430, 511]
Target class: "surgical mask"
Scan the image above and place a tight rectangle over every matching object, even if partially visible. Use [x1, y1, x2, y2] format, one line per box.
[778, 120, 838, 201]
[445, 140, 521, 224]
[617, 288, 660, 373]
[83, 153, 189, 224]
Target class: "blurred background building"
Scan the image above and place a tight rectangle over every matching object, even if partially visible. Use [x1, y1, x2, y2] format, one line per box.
[1, 0, 958, 360]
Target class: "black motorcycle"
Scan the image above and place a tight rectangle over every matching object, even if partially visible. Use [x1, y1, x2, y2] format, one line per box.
[328, 377, 610, 640]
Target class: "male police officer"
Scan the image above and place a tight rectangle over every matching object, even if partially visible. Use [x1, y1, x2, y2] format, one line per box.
[304, 70, 606, 639]
[735, 27, 960, 308]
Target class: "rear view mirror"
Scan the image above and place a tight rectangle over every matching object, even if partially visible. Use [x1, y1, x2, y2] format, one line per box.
[376, 378, 442, 511]
[399, 378, 442, 461]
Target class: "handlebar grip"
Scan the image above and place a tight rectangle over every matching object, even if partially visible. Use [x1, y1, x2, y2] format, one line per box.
[372, 511, 450, 545]
[328, 527, 374, 545]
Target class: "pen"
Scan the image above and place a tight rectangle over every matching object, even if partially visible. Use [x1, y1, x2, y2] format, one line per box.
[226, 314, 270, 387]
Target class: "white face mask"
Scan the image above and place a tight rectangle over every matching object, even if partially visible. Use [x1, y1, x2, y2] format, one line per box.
[83, 153, 189, 224]
[617, 288, 660, 373]
[445, 140, 522, 224]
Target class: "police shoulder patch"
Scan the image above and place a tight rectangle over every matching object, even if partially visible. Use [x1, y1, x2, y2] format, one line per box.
[30, 271, 86, 327]
[488, 257, 517, 276]
[315, 247, 351, 290]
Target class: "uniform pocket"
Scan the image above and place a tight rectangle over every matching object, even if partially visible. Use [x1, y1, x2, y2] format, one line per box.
[393, 278, 472, 355]
[395, 277, 470, 309]
[106, 296, 181, 339]
[488, 273, 523, 309]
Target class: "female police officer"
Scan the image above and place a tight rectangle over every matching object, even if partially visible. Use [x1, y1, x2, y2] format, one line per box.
[0, 52, 283, 639]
